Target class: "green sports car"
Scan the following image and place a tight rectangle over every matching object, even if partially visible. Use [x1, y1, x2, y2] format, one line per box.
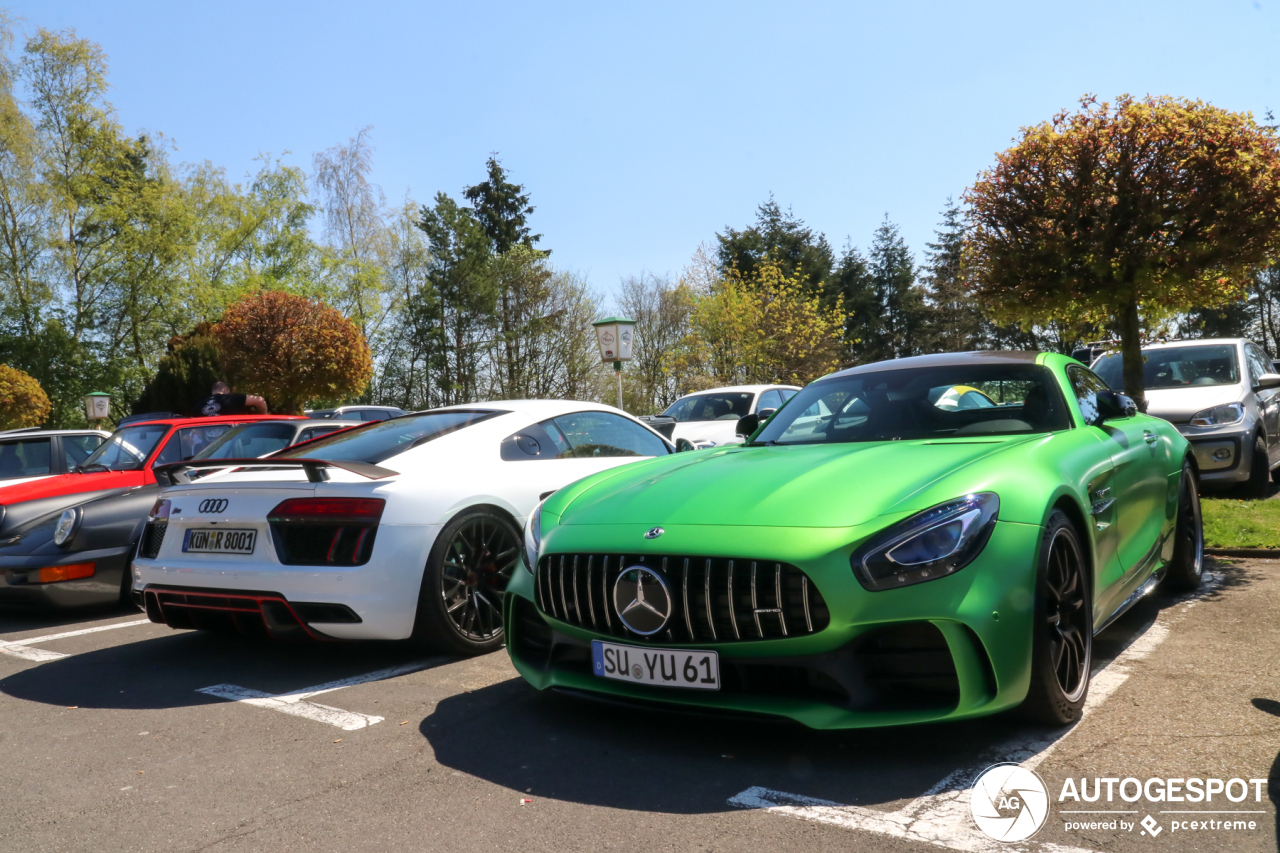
[504, 351, 1204, 728]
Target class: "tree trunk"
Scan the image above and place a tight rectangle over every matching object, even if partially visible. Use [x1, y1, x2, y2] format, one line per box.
[1117, 297, 1146, 411]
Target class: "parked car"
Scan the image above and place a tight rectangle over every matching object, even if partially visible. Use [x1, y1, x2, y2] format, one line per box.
[507, 351, 1203, 729]
[131, 401, 675, 653]
[0, 415, 302, 536]
[0, 428, 110, 488]
[306, 405, 406, 422]
[654, 385, 800, 447]
[1091, 338, 1280, 496]
[0, 419, 360, 610]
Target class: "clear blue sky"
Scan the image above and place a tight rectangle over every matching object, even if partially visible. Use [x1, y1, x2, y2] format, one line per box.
[9, 1, 1280, 296]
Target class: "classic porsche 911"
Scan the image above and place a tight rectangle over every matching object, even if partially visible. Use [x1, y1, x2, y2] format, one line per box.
[506, 351, 1204, 728]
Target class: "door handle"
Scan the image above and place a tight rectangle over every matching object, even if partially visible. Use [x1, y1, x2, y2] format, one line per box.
[1143, 431, 1159, 445]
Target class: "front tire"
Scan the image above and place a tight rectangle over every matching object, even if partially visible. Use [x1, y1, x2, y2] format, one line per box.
[1162, 461, 1204, 592]
[411, 507, 520, 655]
[1020, 510, 1092, 725]
[1243, 434, 1270, 499]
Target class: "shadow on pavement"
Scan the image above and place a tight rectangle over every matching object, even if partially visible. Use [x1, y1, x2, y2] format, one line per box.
[0, 601, 142, 635]
[424, 562, 1239, 814]
[0, 628, 444, 711]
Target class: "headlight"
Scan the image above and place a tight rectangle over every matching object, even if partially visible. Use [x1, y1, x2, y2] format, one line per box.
[522, 500, 544, 574]
[53, 508, 81, 547]
[850, 493, 999, 591]
[1189, 403, 1246, 427]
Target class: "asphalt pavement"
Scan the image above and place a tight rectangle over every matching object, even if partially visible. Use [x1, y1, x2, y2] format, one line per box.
[0, 558, 1276, 853]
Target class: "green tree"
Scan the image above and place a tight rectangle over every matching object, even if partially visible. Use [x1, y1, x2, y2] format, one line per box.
[716, 195, 834, 299]
[617, 272, 694, 413]
[922, 200, 983, 353]
[0, 363, 50, 428]
[463, 155, 542, 255]
[965, 94, 1280, 408]
[130, 324, 222, 416]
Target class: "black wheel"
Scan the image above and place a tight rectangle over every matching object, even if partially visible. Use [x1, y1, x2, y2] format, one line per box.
[411, 507, 520, 655]
[1020, 510, 1092, 725]
[1244, 434, 1270, 498]
[1162, 461, 1204, 592]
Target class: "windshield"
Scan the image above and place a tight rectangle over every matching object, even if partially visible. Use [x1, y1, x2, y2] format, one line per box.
[1093, 345, 1240, 389]
[275, 410, 500, 464]
[195, 422, 298, 460]
[80, 424, 169, 471]
[662, 392, 754, 422]
[752, 364, 1070, 445]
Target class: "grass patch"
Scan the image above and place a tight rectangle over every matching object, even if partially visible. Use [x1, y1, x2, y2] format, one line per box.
[1201, 497, 1280, 549]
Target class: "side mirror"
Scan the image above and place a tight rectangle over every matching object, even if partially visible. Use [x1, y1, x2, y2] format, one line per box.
[1092, 389, 1138, 426]
[756, 407, 777, 421]
[735, 413, 760, 437]
[1254, 373, 1280, 391]
[675, 438, 693, 453]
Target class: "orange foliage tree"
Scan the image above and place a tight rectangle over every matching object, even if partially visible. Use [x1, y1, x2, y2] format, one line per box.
[0, 364, 52, 429]
[212, 291, 373, 414]
[965, 95, 1280, 408]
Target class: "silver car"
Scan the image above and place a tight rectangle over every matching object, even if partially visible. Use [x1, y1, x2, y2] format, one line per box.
[1092, 338, 1280, 495]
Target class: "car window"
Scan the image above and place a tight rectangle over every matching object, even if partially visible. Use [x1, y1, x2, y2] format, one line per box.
[195, 422, 297, 460]
[361, 410, 392, 421]
[550, 412, 671, 458]
[297, 427, 339, 443]
[0, 438, 51, 479]
[62, 434, 104, 469]
[758, 390, 783, 411]
[500, 421, 573, 461]
[1245, 343, 1272, 387]
[1094, 345, 1240, 389]
[780, 389, 797, 401]
[1066, 364, 1112, 425]
[662, 392, 755, 422]
[153, 425, 236, 466]
[276, 410, 501, 464]
[82, 424, 170, 471]
[754, 364, 1071, 445]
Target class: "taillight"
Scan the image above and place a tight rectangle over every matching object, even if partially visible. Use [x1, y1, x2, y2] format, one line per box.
[267, 498, 384, 567]
[268, 498, 385, 524]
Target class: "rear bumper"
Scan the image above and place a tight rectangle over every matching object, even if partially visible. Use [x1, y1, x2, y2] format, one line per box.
[141, 584, 361, 640]
[130, 523, 440, 640]
[0, 545, 132, 609]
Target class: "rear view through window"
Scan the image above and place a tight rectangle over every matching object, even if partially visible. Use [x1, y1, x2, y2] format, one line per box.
[276, 410, 500, 464]
[1093, 345, 1239, 389]
[662, 392, 754, 422]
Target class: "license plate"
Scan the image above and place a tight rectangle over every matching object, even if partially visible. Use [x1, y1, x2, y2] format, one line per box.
[182, 528, 256, 555]
[591, 640, 719, 690]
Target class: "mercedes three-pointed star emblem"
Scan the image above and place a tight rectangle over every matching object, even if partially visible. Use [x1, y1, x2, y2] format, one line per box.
[613, 566, 673, 635]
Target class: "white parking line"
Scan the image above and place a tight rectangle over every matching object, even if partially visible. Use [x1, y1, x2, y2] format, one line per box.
[0, 618, 152, 662]
[197, 659, 442, 731]
[728, 574, 1221, 853]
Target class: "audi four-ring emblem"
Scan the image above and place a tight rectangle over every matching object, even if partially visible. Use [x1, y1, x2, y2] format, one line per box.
[198, 499, 228, 514]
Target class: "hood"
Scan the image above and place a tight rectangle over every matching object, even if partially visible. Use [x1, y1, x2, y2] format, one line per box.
[670, 421, 740, 445]
[1143, 383, 1246, 424]
[559, 438, 1030, 528]
[0, 470, 146, 506]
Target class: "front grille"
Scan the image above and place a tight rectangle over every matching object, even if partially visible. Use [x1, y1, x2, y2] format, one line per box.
[138, 520, 167, 559]
[535, 553, 829, 643]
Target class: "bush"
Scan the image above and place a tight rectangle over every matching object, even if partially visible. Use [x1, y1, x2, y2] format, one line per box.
[0, 364, 52, 429]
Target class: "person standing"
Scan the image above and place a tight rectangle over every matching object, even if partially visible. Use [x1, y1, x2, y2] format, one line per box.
[196, 382, 268, 416]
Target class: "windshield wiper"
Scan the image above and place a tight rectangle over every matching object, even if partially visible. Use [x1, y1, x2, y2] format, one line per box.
[75, 463, 109, 473]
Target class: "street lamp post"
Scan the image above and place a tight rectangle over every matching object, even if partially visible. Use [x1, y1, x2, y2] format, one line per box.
[591, 317, 636, 411]
[83, 392, 110, 424]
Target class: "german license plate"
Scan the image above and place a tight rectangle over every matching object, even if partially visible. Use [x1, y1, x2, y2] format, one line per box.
[591, 640, 719, 690]
[182, 528, 256, 555]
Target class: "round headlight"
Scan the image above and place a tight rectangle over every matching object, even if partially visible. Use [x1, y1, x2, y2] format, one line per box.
[53, 508, 80, 547]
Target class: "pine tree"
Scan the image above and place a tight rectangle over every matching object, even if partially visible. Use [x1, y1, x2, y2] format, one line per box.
[922, 199, 983, 353]
[715, 195, 834, 300]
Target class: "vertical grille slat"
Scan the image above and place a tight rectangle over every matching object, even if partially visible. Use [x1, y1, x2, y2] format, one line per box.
[535, 553, 827, 643]
[775, 563, 788, 637]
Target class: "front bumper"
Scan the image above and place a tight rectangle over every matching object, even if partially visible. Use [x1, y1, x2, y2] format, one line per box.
[0, 544, 132, 609]
[503, 519, 1041, 730]
[1177, 426, 1251, 484]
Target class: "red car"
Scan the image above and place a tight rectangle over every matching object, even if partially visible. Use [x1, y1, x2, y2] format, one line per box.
[0, 415, 301, 534]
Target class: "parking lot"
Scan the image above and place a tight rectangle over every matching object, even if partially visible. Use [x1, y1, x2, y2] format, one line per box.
[0, 557, 1275, 853]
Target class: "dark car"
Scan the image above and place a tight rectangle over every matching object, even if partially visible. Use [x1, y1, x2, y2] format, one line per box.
[0, 419, 362, 610]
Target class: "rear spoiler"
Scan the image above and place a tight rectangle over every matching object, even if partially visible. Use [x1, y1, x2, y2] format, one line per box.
[153, 458, 400, 487]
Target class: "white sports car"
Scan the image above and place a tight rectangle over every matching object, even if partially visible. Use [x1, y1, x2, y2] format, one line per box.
[130, 401, 674, 654]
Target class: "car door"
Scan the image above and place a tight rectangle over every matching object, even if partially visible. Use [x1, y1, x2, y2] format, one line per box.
[0, 437, 53, 483]
[1245, 342, 1279, 463]
[1069, 365, 1167, 583]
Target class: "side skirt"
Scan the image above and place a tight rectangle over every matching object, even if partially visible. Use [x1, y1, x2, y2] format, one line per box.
[1094, 533, 1168, 635]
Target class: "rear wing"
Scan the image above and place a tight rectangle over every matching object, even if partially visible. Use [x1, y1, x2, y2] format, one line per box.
[153, 457, 400, 487]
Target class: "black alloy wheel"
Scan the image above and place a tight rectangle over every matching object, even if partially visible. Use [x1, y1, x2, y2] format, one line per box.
[1163, 462, 1204, 592]
[1021, 509, 1092, 725]
[412, 507, 521, 655]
